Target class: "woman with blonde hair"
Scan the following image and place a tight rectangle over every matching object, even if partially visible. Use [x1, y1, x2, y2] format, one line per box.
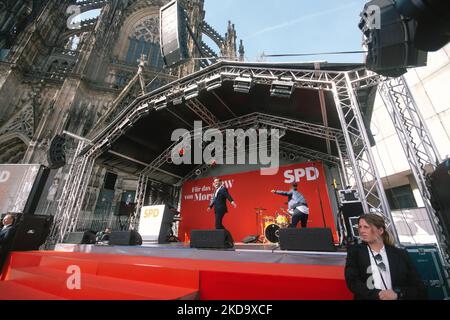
[345, 213, 427, 300]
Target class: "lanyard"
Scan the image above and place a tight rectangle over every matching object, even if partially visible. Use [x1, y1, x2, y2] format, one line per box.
[369, 246, 388, 290]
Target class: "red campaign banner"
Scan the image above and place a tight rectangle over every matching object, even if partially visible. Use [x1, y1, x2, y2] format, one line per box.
[179, 161, 338, 243]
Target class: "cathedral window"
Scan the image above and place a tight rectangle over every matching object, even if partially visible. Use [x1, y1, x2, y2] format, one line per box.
[124, 16, 164, 69]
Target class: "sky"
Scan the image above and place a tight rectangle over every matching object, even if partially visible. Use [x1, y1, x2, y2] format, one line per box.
[77, 0, 367, 63]
[203, 0, 367, 63]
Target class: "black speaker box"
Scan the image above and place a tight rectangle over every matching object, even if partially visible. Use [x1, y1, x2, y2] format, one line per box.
[109, 230, 142, 246]
[190, 230, 234, 249]
[23, 166, 50, 215]
[279, 228, 336, 252]
[11, 215, 53, 251]
[64, 231, 96, 244]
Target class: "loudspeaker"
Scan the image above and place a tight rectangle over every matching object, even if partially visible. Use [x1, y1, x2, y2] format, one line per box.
[23, 166, 50, 215]
[359, 0, 427, 77]
[109, 230, 142, 246]
[11, 215, 53, 251]
[279, 228, 336, 252]
[160, 1, 189, 67]
[47, 135, 66, 169]
[242, 235, 259, 244]
[190, 230, 234, 249]
[64, 231, 96, 244]
[114, 201, 136, 216]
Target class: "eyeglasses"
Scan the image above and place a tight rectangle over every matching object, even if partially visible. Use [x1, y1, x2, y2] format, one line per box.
[374, 254, 386, 272]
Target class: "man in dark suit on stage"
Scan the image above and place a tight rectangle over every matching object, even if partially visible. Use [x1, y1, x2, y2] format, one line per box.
[0, 214, 16, 269]
[207, 178, 237, 230]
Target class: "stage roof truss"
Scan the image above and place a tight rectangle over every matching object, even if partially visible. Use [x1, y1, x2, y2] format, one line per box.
[52, 62, 414, 249]
[137, 112, 344, 177]
[87, 63, 380, 151]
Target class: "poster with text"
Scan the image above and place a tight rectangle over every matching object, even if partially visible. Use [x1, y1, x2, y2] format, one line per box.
[179, 161, 338, 243]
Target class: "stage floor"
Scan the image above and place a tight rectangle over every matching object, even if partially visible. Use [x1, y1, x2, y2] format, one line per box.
[54, 242, 348, 267]
[1, 243, 353, 300]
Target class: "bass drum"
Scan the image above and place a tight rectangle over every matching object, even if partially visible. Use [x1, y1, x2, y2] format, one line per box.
[264, 224, 281, 243]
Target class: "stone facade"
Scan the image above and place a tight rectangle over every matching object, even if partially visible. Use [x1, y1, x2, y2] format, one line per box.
[0, 0, 243, 222]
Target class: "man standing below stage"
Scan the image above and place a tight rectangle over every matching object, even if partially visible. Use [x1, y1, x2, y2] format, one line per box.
[0, 214, 16, 269]
[272, 183, 309, 228]
[207, 177, 237, 230]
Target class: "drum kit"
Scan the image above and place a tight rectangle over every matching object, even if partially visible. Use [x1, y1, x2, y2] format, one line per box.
[255, 207, 292, 243]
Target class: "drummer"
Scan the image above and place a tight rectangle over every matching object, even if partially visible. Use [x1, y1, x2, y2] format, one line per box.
[271, 182, 309, 228]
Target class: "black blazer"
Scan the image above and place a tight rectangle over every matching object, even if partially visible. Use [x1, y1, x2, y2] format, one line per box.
[209, 186, 234, 214]
[0, 225, 16, 253]
[345, 243, 427, 300]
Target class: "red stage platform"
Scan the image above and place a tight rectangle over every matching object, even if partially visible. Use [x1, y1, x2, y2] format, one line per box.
[0, 243, 352, 300]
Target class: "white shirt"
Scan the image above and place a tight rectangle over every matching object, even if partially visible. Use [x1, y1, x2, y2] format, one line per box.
[367, 245, 392, 290]
[2, 223, 12, 231]
[214, 185, 223, 199]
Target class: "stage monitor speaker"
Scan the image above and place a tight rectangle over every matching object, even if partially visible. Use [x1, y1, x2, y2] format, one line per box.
[279, 228, 336, 252]
[64, 231, 96, 244]
[109, 230, 142, 246]
[190, 230, 234, 249]
[242, 235, 259, 244]
[114, 201, 136, 216]
[11, 214, 53, 251]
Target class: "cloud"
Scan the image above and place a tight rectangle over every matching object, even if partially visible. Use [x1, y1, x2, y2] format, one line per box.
[243, 1, 360, 40]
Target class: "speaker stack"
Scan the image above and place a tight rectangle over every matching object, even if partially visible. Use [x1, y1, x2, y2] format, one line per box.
[190, 230, 234, 249]
[279, 228, 336, 252]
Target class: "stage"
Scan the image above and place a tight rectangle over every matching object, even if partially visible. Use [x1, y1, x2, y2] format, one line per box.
[0, 243, 353, 300]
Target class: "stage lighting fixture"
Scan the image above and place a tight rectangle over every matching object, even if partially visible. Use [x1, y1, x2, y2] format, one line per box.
[270, 80, 294, 98]
[154, 96, 167, 111]
[173, 98, 183, 105]
[136, 103, 151, 115]
[233, 76, 253, 94]
[195, 169, 202, 175]
[205, 74, 222, 91]
[118, 119, 133, 132]
[184, 84, 199, 100]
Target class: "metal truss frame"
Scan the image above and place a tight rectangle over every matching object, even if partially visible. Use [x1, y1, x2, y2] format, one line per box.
[52, 63, 414, 248]
[332, 72, 400, 243]
[379, 76, 449, 265]
[185, 98, 219, 126]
